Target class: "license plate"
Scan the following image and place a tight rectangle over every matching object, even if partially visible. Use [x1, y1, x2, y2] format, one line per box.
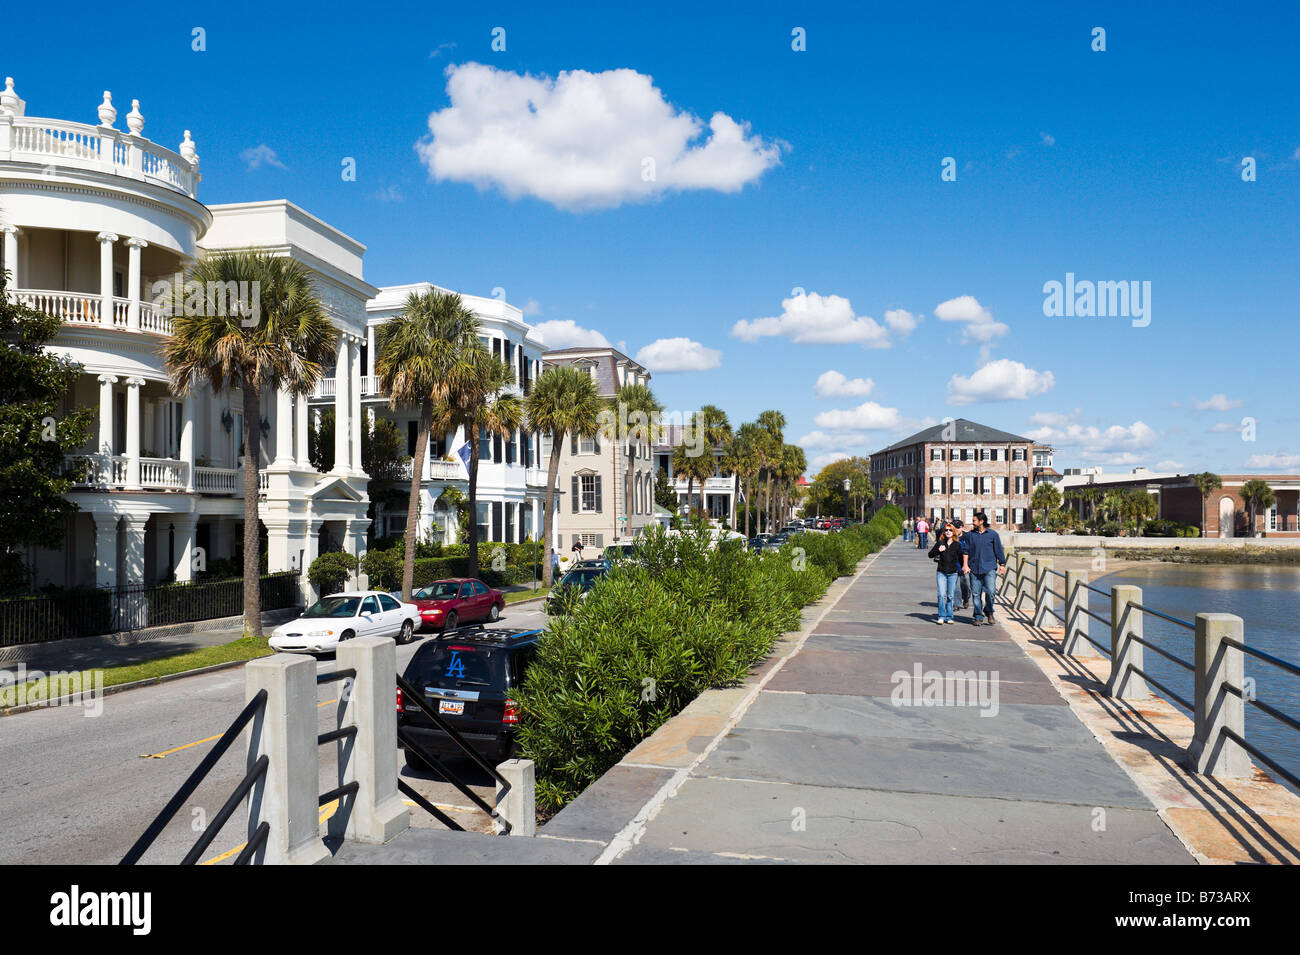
[439, 700, 464, 715]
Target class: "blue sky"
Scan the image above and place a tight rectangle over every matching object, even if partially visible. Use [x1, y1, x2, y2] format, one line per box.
[9, 1, 1300, 474]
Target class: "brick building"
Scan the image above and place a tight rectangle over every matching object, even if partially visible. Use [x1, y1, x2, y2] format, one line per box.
[870, 419, 1037, 529]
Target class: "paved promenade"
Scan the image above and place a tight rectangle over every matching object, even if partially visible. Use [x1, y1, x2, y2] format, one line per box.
[338, 540, 1196, 864]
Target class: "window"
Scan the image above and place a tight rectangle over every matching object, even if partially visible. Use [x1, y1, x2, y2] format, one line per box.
[472, 580, 488, 596]
[1014, 507, 1025, 525]
[931, 448, 944, 461]
[578, 435, 597, 455]
[995, 508, 1006, 526]
[980, 477, 991, 494]
[996, 477, 1007, 495]
[378, 594, 401, 612]
[981, 448, 992, 461]
[1268, 504, 1278, 531]
[964, 476, 975, 495]
[1013, 448, 1026, 462]
[479, 425, 492, 462]
[574, 473, 602, 512]
[476, 502, 489, 542]
[361, 596, 379, 615]
[407, 421, 417, 457]
[930, 476, 943, 493]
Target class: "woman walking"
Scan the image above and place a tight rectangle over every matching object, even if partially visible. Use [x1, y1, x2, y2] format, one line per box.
[929, 522, 962, 624]
[952, 520, 971, 610]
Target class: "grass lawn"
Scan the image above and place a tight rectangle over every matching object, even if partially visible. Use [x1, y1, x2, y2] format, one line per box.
[4, 635, 274, 707]
[504, 586, 549, 605]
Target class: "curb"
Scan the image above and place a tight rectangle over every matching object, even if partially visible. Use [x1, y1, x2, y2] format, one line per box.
[0, 655, 270, 718]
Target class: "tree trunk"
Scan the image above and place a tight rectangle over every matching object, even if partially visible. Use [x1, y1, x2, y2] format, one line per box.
[467, 430, 481, 578]
[763, 471, 772, 533]
[241, 377, 263, 638]
[400, 396, 432, 601]
[686, 476, 694, 522]
[542, 430, 563, 587]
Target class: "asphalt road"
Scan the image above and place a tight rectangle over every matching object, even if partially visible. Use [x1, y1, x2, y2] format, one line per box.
[0, 601, 548, 865]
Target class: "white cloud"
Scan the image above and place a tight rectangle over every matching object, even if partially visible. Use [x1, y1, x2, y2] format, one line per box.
[239, 144, 287, 171]
[634, 337, 721, 372]
[814, 370, 874, 398]
[947, 359, 1055, 405]
[415, 62, 782, 211]
[1245, 452, 1300, 472]
[532, 319, 610, 349]
[1026, 421, 1158, 454]
[1028, 409, 1080, 428]
[1156, 459, 1183, 471]
[732, 292, 892, 348]
[810, 451, 851, 471]
[1040, 131, 1056, 146]
[796, 429, 872, 450]
[372, 184, 404, 202]
[934, 295, 1009, 345]
[812, 401, 904, 432]
[522, 298, 542, 316]
[883, 308, 919, 336]
[1208, 422, 1241, 433]
[1194, 393, 1243, 412]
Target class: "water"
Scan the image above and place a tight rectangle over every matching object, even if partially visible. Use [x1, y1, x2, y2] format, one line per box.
[1092, 563, 1300, 793]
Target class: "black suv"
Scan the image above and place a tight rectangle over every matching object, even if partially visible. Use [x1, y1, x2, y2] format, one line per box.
[397, 626, 542, 768]
[544, 559, 611, 615]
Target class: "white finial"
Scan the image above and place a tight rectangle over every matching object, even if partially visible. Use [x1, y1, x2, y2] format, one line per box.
[97, 90, 117, 127]
[126, 98, 144, 135]
[179, 130, 198, 164]
[0, 77, 23, 117]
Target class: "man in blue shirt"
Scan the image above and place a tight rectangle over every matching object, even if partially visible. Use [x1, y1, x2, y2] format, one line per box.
[962, 510, 1006, 625]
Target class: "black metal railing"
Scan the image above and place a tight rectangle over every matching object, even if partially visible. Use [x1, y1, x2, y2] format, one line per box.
[1, 572, 302, 646]
[317, 668, 361, 809]
[395, 670, 512, 834]
[121, 689, 269, 865]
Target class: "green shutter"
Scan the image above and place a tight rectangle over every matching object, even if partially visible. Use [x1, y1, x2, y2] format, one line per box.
[594, 475, 602, 512]
[571, 475, 579, 512]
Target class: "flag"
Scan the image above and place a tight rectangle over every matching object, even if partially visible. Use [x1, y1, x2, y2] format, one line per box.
[456, 441, 472, 473]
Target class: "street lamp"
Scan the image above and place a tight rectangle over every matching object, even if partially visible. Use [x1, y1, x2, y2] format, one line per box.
[842, 478, 851, 525]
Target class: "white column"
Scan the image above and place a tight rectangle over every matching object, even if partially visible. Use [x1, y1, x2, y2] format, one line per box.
[124, 377, 144, 490]
[350, 336, 363, 472]
[173, 516, 197, 582]
[96, 232, 118, 326]
[1, 225, 19, 287]
[93, 513, 119, 590]
[180, 394, 194, 491]
[333, 335, 349, 475]
[121, 514, 148, 586]
[367, 324, 376, 378]
[125, 238, 147, 331]
[265, 519, 293, 573]
[295, 394, 309, 467]
[97, 374, 117, 484]
[273, 387, 294, 467]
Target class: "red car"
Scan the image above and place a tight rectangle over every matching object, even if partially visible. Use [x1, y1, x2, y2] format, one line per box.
[409, 578, 505, 632]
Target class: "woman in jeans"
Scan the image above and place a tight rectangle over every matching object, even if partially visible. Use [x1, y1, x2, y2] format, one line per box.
[928, 522, 962, 624]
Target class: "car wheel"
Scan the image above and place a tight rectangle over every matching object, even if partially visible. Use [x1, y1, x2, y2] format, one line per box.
[397, 620, 413, 645]
[443, 611, 458, 632]
[340, 629, 355, 642]
[487, 603, 500, 622]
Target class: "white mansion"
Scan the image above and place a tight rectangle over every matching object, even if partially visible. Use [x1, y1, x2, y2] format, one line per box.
[0, 78, 551, 596]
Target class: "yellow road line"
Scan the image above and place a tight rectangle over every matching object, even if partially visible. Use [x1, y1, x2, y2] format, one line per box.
[140, 699, 337, 759]
[202, 799, 340, 865]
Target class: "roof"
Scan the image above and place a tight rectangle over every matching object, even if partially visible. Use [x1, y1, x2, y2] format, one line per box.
[873, 418, 1033, 455]
[543, 346, 647, 398]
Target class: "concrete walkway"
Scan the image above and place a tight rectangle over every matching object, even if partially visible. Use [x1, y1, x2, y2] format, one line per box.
[335, 540, 1196, 864]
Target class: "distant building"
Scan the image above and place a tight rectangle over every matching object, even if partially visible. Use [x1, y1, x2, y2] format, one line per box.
[652, 423, 739, 524]
[870, 419, 1036, 529]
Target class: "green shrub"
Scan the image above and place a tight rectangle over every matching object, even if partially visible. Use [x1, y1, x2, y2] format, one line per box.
[360, 547, 402, 592]
[308, 551, 358, 594]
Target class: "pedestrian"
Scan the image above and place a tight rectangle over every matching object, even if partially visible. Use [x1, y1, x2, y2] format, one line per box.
[952, 519, 971, 609]
[965, 510, 1007, 625]
[915, 516, 930, 549]
[571, 540, 585, 562]
[551, 549, 560, 576]
[903, 517, 912, 542]
[929, 522, 962, 624]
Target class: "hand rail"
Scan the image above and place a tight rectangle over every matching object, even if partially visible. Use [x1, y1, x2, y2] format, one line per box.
[180, 754, 269, 866]
[1222, 727, 1300, 791]
[120, 689, 268, 865]
[1126, 601, 1195, 632]
[1222, 637, 1300, 680]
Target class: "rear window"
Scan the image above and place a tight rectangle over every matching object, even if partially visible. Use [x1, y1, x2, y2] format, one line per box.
[558, 569, 604, 591]
[411, 643, 505, 688]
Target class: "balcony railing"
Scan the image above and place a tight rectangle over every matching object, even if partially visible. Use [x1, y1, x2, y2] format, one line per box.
[525, 468, 548, 487]
[309, 376, 384, 399]
[12, 288, 171, 335]
[1, 115, 199, 198]
[66, 457, 271, 495]
[673, 475, 735, 492]
[397, 458, 465, 481]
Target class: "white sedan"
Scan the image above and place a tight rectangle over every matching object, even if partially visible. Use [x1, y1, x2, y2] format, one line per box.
[269, 590, 421, 654]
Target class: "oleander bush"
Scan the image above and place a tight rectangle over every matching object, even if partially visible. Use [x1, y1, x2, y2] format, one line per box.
[516, 504, 903, 811]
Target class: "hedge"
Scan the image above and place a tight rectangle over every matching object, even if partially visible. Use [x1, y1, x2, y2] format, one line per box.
[515, 504, 903, 810]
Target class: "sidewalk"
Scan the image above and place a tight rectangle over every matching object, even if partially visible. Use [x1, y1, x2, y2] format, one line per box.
[336, 540, 1195, 864]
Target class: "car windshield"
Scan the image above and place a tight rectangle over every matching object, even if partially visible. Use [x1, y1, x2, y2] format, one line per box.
[558, 569, 604, 591]
[412, 644, 504, 688]
[414, 582, 461, 600]
[303, 596, 361, 618]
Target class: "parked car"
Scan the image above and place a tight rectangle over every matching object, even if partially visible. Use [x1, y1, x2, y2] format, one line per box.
[270, 591, 420, 654]
[779, 525, 806, 535]
[408, 578, 505, 632]
[398, 627, 543, 767]
[747, 535, 770, 552]
[602, 542, 638, 562]
[545, 560, 610, 614]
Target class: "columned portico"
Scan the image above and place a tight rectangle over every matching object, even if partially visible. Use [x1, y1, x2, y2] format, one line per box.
[1, 224, 19, 284]
[124, 376, 145, 490]
[350, 335, 363, 472]
[333, 335, 349, 475]
[96, 231, 118, 323]
[125, 237, 147, 331]
[273, 387, 294, 468]
[93, 512, 118, 590]
[97, 372, 117, 458]
[121, 514, 149, 586]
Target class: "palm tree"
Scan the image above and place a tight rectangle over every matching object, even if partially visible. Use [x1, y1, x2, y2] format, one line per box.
[732, 423, 764, 536]
[1192, 472, 1223, 537]
[609, 382, 662, 537]
[437, 349, 524, 578]
[756, 410, 786, 533]
[671, 440, 712, 520]
[720, 434, 748, 530]
[1030, 483, 1062, 528]
[525, 366, 602, 586]
[163, 250, 335, 637]
[777, 443, 807, 527]
[1240, 479, 1276, 538]
[375, 290, 480, 600]
[880, 476, 905, 504]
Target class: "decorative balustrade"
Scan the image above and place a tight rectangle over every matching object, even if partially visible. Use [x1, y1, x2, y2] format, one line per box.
[12, 288, 171, 335]
[1, 114, 199, 199]
[139, 457, 187, 490]
[194, 466, 238, 494]
[310, 376, 383, 399]
[525, 468, 548, 487]
[65, 454, 184, 490]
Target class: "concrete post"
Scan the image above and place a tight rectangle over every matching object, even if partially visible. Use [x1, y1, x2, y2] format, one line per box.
[331, 637, 409, 844]
[1189, 613, 1250, 776]
[244, 654, 331, 865]
[495, 758, 536, 837]
[1064, 569, 1098, 657]
[1033, 557, 1054, 627]
[1108, 585, 1149, 700]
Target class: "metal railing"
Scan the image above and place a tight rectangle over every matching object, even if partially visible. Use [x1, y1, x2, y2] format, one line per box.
[121, 690, 269, 865]
[395, 669, 513, 834]
[317, 668, 361, 809]
[1005, 551, 1300, 790]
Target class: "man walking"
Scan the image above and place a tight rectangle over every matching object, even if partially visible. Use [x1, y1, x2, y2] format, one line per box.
[964, 510, 1006, 625]
[915, 516, 929, 550]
